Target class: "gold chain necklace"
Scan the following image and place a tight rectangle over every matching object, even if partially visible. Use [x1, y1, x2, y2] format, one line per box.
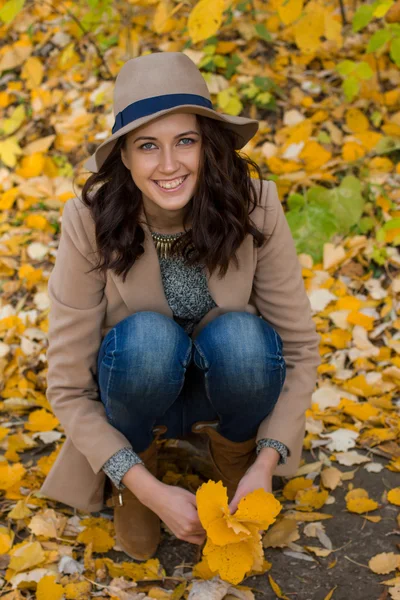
[150, 229, 192, 259]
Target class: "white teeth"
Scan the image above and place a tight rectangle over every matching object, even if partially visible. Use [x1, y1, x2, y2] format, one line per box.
[155, 176, 186, 189]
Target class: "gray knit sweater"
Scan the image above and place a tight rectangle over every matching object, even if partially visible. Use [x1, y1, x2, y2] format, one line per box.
[102, 230, 289, 490]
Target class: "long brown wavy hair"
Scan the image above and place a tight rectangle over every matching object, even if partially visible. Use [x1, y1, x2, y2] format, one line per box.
[80, 114, 268, 283]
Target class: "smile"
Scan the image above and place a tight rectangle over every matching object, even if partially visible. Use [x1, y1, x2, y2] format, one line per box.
[153, 174, 189, 192]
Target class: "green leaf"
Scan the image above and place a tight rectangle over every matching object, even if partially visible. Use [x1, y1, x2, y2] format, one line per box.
[286, 204, 339, 262]
[358, 217, 375, 233]
[390, 37, 400, 67]
[214, 55, 227, 68]
[0, 0, 25, 23]
[254, 23, 272, 42]
[326, 175, 365, 233]
[343, 76, 360, 102]
[372, 0, 394, 18]
[336, 60, 356, 76]
[374, 136, 400, 155]
[354, 61, 374, 79]
[254, 76, 275, 91]
[371, 245, 387, 265]
[204, 44, 217, 55]
[367, 29, 392, 53]
[382, 218, 400, 231]
[287, 193, 305, 210]
[352, 4, 374, 32]
[242, 83, 260, 99]
[255, 91, 272, 106]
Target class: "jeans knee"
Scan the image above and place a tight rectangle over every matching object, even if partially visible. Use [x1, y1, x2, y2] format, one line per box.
[194, 311, 284, 368]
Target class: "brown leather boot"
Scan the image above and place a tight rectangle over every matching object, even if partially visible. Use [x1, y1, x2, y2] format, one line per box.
[106, 427, 166, 561]
[191, 421, 257, 503]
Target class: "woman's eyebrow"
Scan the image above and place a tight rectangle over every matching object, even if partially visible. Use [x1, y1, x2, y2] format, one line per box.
[133, 130, 200, 142]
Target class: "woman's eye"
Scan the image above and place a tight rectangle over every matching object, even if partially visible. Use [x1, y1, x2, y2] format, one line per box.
[140, 138, 194, 150]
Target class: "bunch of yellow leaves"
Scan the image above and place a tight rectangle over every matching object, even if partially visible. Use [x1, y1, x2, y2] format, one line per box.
[196, 481, 282, 585]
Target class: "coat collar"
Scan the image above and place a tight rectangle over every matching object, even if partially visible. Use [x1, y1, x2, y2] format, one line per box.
[107, 202, 255, 320]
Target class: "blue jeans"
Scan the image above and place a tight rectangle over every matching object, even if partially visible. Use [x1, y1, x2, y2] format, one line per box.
[96, 311, 286, 453]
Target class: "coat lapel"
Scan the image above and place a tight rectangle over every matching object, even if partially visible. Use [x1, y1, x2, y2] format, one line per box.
[107, 203, 255, 329]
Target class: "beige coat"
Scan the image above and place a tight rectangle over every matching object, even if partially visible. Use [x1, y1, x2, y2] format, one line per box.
[39, 178, 321, 513]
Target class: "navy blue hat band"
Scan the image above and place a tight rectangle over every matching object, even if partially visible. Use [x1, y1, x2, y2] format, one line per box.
[112, 93, 213, 134]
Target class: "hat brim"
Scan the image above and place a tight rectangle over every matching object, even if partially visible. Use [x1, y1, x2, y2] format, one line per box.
[82, 105, 259, 173]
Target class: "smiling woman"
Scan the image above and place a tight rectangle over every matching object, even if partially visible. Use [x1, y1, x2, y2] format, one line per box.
[120, 113, 202, 234]
[41, 51, 320, 567]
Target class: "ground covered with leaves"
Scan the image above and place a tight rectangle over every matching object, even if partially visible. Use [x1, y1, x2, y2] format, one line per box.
[0, 0, 400, 598]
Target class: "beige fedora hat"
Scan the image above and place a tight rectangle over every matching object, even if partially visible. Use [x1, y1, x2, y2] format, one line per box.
[83, 51, 259, 173]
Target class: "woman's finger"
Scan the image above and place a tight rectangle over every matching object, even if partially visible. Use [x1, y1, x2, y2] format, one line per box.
[185, 534, 206, 546]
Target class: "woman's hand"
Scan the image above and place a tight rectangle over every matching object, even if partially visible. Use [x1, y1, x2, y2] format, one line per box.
[229, 447, 279, 514]
[123, 464, 206, 545]
[144, 482, 206, 545]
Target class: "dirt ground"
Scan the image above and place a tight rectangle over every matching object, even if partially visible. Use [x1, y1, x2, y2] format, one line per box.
[86, 445, 399, 600]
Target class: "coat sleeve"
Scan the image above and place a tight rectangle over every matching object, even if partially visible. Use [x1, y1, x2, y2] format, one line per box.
[46, 198, 133, 474]
[251, 180, 321, 472]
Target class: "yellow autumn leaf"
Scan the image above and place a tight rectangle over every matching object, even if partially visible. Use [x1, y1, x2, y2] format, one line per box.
[262, 518, 300, 548]
[341, 374, 382, 397]
[339, 399, 380, 421]
[25, 409, 59, 432]
[24, 213, 48, 230]
[63, 581, 92, 599]
[77, 525, 115, 553]
[203, 534, 257, 585]
[196, 480, 229, 530]
[342, 142, 366, 162]
[233, 488, 282, 529]
[8, 499, 33, 520]
[346, 311, 375, 330]
[345, 489, 379, 513]
[347, 497, 379, 514]
[283, 477, 314, 500]
[295, 488, 329, 511]
[358, 427, 397, 446]
[294, 11, 324, 53]
[15, 152, 46, 177]
[345, 108, 370, 133]
[284, 511, 333, 521]
[187, 0, 225, 44]
[197, 481, 281, 546]
[97, 557, 165, 581]
[217, 87, 243, 116]
[299, 140, 332, 171]
[21, 56, 44, 89]
[0, 104, 25, 135]
[9, 540, 46, 573]
[36, 575, 64, 600]
[192, 557, 217, 580]
[0, 425, 9, 442]
[0, 187, 19, 210]
[0, 136, 23, 167]
[0, 525, 14, 553]
[0, 462, 25, 490]
[153, 0, 176, 34]
[277, 0, 303, 25]
[28, 508, 68, 538]
[369, 552, 400, 574]
[321, 329, 352, 349]
[387, 487, 400, 506]
[268, 574, 290, 599]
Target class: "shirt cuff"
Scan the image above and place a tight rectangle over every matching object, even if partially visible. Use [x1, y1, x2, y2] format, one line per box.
[102, 447, 143, 490]
[256, 438, 289, 465]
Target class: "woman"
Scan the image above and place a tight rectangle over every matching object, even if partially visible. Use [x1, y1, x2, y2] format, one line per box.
[39, 52, 321, 562]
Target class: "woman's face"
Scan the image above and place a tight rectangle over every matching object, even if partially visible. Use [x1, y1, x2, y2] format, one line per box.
[121, 112, 202, 228]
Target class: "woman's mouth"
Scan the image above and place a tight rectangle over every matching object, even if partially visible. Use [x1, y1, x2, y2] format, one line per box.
[153, 174, 189, 192]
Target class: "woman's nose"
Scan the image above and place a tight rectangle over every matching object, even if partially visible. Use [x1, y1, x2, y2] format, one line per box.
[158, 148, 180, 172]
